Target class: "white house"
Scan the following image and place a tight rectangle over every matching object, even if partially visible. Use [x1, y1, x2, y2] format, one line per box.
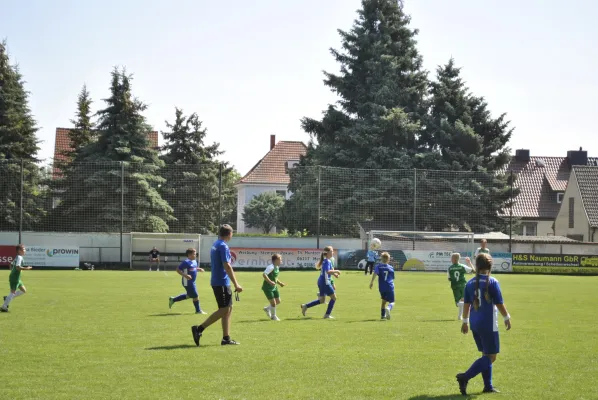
[236, 135, 307, 233]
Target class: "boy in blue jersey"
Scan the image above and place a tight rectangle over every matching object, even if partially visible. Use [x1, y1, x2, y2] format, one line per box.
[365, 248, 379, 275]
[301, 246, 341, 319]
[191, 224, 243, 346]
[456, 253, 512, 395]
[369, 252, 395, 320]
[168, 248, 206, 314]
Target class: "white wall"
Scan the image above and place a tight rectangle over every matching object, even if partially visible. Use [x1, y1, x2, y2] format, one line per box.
[236, 183, 289, 233]
[555, 170, 591, 241]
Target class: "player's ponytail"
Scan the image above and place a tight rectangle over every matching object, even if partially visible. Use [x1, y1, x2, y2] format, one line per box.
[473, 253, 494, 309]
[473, 269, 480, 311]
[316, 246, 333, 270]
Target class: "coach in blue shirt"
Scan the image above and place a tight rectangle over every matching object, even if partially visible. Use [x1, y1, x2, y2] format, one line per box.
[191, 224, 243, 346]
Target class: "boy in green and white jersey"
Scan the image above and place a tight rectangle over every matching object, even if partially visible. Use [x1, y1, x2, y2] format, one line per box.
[447, 253, 474, 320]
[262, 254, 286, 321]
[1, 244, 32, 312]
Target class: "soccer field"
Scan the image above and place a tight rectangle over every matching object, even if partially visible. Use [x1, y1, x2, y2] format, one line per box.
[0, 270, 596, 400]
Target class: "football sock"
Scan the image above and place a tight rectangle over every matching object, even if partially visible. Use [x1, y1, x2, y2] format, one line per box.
[14, 291, 25, 297]
[464, 356, 491, 380]
[389, 302, 394, 311]
[2, 293, 13, 308]
[482, 363, 493, 389]
[223, 335, 230, 341]
[174, 293, 187, 302]
[270, 306, 277, 316]
[306, 300, 320, 308]
[458, 301, 464, 319]
[381, 308, 385, 319]
[193, 300, 200, 312]
[198, 325, 206, 333]
[325, 300, 336, 315]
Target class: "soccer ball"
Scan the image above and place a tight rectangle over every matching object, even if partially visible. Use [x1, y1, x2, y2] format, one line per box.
[370, 238, 382, 250]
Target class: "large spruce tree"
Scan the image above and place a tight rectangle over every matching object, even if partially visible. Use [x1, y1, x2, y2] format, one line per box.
[55, 69, 173, 232]
[286, 0, 428, 236]
[0, 41, 44, 231]
[160, 108, 237, 234]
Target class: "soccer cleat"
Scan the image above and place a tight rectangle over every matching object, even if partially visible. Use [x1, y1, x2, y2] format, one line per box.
[263, 306, 271, 318]
[168, 297, 175, 309]
[0, 307, 8, 313]
[301, 304, 307, 316]
[191, 325, 202, 347]
[271, 316, 280, 321]
[221, 339, 240, 346]
[195, 310, 207, 315]
[323, 314, 334, 319]
[483, 387, 500, 393]
[456, 373, 469, 396]
[385, 308, 391, 320]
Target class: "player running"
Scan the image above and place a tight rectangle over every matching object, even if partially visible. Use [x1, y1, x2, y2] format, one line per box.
[447, 253, 474, 320]
[262, 254, 286, 321]
[1, 244, 32, 312]
[169, 248, 207, 314]
[301, 246, 341, 319]
[369, 252, 395, 320]
[456, 253, 512, 395]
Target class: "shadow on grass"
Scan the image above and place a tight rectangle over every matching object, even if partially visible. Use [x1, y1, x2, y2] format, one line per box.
[149, 313, 183, 317]
[284, 317, 313, 321]
[237, 319, 271, 324]
[345, 319, 381, 323]
[145, 344, 198, 350]
[408, 394, 477, 400]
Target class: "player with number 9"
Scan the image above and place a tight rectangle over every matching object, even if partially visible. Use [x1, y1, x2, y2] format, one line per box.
[447, 253, 474, 320]
[369, 252, 395, 320]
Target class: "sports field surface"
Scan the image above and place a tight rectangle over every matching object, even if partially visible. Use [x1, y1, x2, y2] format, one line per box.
[1, 270, 596, 400]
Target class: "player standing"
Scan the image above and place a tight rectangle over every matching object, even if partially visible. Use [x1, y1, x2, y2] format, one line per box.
[456, 253, 512, 395]
[149, 247, 160, 271]
[365, 248, 379, 275]
[191, 224, 243, 346]
[262, 254, 286, 321]
[301, 246, 340, 319]
[1, 244, 32, 312]
[447, 253, 474, 320]
[368, 252, 395, 320]
[168, 248, 207, 314]
[474, 239, 490, 257]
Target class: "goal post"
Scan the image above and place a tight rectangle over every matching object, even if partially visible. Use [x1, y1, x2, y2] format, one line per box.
[367, 230, 475, 271]
[130, 232, 201, 270]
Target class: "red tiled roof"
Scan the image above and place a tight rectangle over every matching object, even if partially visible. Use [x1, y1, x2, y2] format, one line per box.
[52, 128, 159, 179]
[238, 141, 307, 185]
[500, 156, 598, 219]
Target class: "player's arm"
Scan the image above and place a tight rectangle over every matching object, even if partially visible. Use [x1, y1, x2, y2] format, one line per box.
[17, 265, 32, 270]
[490, 281, 511, 330]
[223, 262, 242, 291]
[263, 266, 276, 286]
[463, 257, 475, 272]
[369, 272, 377, 289]
[176, 263, 192, 280]
[447, 268, 451, 281]
[496, 304, 512, 330]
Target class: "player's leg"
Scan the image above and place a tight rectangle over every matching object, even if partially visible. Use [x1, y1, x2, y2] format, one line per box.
[156, 259, 160, 272]
[1, 288, 16, 311]
[480, 333, 500, 393]
[148, 258, 152, 271]
[270, 290, 281, 320]
[324, 290, 336, 318]
[13, 283, 26, 297]
[380, 298, 388, 319]
[302, 285, 326, 316]
[263, 289, 275, 318]
[187, 284, 204, 314]
[457, 330, 493, 395]
[192, 286, 231, 346]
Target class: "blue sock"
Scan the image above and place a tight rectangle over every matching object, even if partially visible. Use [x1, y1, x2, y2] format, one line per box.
[464, 356, 491, 380]
[325, 300, 336, 315]
[174, 294, 187, 302]
[482, 363, 493, 389]
[193, 300, 200, 312]
[381, 309, 385, 318]
[306, 300, 320, 308]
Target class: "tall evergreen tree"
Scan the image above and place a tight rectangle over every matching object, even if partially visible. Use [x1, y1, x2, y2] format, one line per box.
[286, 0, 428, 236]
[0, 40, 44, 231]
[160, 107, 236, 234]
[67, 85, 95, 157]
[54, 68, 173, 232]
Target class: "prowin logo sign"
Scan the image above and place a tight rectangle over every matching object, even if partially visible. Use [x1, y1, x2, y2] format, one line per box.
[46, 248, 79, 257]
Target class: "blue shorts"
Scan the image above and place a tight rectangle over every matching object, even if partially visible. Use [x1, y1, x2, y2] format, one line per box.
[184, 284, 198, 299]
[380, 291, 395, 303]
[318, 283, 335, 297]
[472, 330, 500, 354]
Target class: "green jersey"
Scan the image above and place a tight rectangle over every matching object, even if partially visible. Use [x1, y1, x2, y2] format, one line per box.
[9, 255, 24, 282]
[262, 264, 280, 291]
[475, 247, 490, 256]
[447, 263, 471, 286]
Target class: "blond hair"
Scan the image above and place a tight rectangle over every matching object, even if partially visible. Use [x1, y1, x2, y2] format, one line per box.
[380, 252, 390, 263]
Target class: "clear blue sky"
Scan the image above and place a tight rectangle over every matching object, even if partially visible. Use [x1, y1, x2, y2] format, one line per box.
[2, 0, 597, 175]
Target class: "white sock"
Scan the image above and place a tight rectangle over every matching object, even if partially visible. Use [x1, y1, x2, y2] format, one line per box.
[270, 306, 277, 317]
[13, 291, 25, 298]
[2, 293, 14, 308]
[388, 303, 395, 311]
[458, 301, 464, 319]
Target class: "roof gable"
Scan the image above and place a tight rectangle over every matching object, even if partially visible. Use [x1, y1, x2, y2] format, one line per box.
[238, 141, 307, 185]
[572, 166, 598, 227]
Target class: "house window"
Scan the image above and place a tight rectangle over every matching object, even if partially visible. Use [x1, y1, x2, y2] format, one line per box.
[557, 193, 564, 204]
[521, 222, 537, 236]
[276, 190, 286, 198]
[569, 197, 575, 228]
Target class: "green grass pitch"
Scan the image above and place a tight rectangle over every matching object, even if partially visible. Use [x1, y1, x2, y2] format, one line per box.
[0, 270, 597, 400]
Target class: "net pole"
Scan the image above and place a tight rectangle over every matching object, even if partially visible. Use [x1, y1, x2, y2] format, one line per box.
[509, 169, 513, 253]
[120, 162, 124, 265]
[18, 159, 23, 244]
[218, 162, 223, 227]
[412, 168, 417, 251]
[317, 166, 321, 249]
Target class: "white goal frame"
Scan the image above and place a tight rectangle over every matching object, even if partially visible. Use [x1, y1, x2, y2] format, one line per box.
[130, 233, 201, 270]
[367, 230, 475, 257]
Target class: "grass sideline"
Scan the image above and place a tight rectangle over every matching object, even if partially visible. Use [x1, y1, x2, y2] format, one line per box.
[0, 270, 596, 400]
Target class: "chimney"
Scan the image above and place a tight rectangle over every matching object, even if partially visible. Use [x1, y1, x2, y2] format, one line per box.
[567, 147, 588, 166]
[270, 134, 276, 150]
[515, 149, 530, 162]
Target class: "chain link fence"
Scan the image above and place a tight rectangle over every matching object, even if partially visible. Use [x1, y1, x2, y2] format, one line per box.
[0, 161, 517, 239]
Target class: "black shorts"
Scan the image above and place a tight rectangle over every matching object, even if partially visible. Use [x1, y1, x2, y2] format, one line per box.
[212, 285, 233, 309]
